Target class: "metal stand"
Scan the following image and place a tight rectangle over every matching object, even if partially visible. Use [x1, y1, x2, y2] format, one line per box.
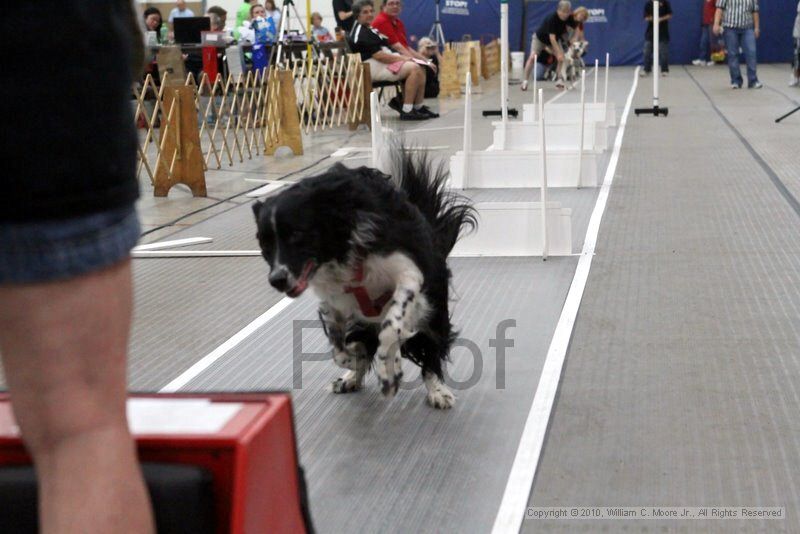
[428, 0, 446, 49]
[273, 0, 309, 66]
[775, 106, 800, 123]
[635, 0, 669, 117]
[482, 0, 517, 119]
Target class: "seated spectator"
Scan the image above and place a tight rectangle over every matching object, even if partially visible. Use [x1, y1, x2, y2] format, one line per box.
[521, 1, 579, 90]
[207, 12, 224, 32]
[238, 4, 272, 44]
[312, 12, 333, 42]
[207, 6, 228, 31]
[349, 0, 437, 120]
[264, 0, 282, 32]
[144, 7, 163, 41]
[417, 37, 441, 98]
[168, 0, 195, 30]
[371, 0, 433, 65]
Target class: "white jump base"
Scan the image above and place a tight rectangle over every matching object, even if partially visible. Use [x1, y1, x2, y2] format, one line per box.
[452, 201, 572, 257]
[492, 120, 608, 152]
[449, 149, 598, 188]
[523, 102, 617, 127]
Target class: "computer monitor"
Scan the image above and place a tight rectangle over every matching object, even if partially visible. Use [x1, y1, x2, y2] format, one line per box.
[174, 17, 211, 44]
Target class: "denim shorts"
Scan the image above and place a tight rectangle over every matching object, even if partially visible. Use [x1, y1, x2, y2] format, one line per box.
[0, 207, 140, 285]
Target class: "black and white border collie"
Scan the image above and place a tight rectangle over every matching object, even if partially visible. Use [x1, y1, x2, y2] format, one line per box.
[252, 150, 476, 409]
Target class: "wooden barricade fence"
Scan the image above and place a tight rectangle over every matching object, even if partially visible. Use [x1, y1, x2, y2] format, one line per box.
[290, 53, 366, 134]
[134, 66, 314, 196]
[452, 41, 482, 93]
[439, 46, 461, 98]
[481, 39, 501, 79]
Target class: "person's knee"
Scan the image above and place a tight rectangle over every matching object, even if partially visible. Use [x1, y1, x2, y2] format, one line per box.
[18, 392, 128, 457]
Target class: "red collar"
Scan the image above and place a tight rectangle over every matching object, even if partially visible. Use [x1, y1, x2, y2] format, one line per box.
[343, 262, 393, 318]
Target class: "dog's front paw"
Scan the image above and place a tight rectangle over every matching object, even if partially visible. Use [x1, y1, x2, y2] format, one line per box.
[331, 371, 363, 394]
[380, 371, 402, 397]
[427, 385, 455, 409]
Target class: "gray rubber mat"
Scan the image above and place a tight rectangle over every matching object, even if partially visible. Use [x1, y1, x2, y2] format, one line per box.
[128, 257, 284, 390]
[527, 67, 800, 532]
[178, 256, 578, 534]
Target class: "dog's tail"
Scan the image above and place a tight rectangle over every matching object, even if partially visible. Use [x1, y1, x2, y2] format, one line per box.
[391, 148, 477, 256]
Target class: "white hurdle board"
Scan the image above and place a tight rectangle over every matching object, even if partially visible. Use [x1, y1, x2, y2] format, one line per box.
[449, 149, 598, 189]
[523, 102, 617, 128]
[452, 201, 572, 257]
[491, 119, 609, 152]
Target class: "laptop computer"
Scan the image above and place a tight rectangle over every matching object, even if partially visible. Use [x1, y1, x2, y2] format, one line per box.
[173, 17, 211, 44]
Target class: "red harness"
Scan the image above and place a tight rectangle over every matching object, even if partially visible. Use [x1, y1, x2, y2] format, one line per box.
[343, 262, 393, 318]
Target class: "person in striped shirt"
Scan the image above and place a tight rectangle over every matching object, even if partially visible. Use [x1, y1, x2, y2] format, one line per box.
[713, 0, 762, 89]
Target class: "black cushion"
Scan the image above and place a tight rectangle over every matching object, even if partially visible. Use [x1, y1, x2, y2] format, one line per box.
[0, 462, 215, 533]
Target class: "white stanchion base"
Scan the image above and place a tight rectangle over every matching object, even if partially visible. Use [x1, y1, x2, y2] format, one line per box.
[449, 150, 598, 188]
[451, 201, 572, 257]
[491, 120, 608, 151]
[522, 102, 618, 128]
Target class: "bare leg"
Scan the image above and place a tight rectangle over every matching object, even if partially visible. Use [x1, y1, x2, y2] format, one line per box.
[400, 62, 425, 106]
[0, 260, 154, 534]
[522, 52, 537, 86]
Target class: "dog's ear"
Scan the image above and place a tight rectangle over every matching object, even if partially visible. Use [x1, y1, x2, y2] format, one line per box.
[251, 200, 263, 220]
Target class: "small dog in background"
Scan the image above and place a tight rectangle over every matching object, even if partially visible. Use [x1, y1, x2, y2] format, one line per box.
[252, 149, 476, 409]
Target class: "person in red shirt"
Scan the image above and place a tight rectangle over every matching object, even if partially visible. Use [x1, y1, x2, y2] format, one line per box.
[692, 0, 717, 65]
[371, 0, 432, 64]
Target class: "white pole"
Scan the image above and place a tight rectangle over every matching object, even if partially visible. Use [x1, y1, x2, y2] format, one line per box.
[593, 59, 598, 104]
[461, 71, 472, 188]
[370, 91, 380, 169]
[500, 0, 509, 123]
[577, 69, 585, 188]
[532, 54, 538, 119]
[604, 52, 610, 105]
[653, 0, 659, 107]
[538, 88, 548, 260]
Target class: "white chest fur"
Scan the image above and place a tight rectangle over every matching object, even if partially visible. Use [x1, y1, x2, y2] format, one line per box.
[310, 252, 428, 323]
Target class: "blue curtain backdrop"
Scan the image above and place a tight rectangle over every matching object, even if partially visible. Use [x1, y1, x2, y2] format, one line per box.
[401, 0, 525, 54]
[399, 0, 796, 65]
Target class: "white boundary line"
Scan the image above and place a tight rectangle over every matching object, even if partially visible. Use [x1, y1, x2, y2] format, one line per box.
[490, 66, 640, 534]
[246, 181, 293, 198]
[159, 297, 295, 393]
[132, 250, 261, 258]
[133, 237, 213, 252]
[407, 125, 465, 134]
[545, 66, 596, 106]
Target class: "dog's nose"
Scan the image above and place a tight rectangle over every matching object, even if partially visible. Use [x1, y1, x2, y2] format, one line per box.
[269, 268, 290, 292]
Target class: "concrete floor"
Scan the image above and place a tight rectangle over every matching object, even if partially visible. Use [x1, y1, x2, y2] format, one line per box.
[2, 61, 800, 533]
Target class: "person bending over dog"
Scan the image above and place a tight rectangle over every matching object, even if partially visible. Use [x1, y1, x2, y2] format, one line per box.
[522, 1, 584, 90]
[349, 0, 438, 120]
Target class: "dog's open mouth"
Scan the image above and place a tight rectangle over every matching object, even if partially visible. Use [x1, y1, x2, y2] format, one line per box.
[286, 260, 316, 298]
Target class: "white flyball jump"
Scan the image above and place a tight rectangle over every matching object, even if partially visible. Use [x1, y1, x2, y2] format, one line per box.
[523, 53, 617, 127]
[493, 68, 609, 151]
[450, 84, 573, 257]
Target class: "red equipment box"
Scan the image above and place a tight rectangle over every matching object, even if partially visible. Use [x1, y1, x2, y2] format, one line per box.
[0, 393, 311, 534]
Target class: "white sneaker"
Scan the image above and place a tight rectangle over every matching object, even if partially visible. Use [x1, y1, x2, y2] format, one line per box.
[706, 61, 715, 66]
[639, 70, 649, 77]
[790, 78, 799, 87]
[691, 59, 704, 66]
[661, 71, 669, 77]
[520, 79, 528, 91]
